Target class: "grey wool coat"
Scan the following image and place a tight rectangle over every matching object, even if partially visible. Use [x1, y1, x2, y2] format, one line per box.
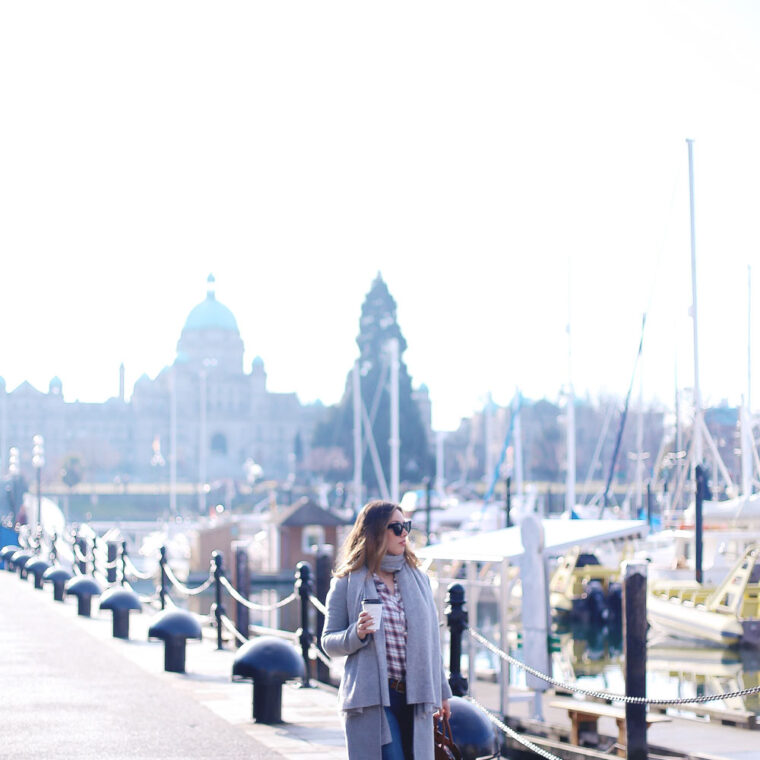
[321, 565, 452, 760]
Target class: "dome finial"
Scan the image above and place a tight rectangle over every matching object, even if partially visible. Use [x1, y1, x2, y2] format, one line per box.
[207, 273, 216, 300]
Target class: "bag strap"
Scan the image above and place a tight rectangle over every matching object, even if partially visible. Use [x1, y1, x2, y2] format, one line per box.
[435, 715, 455, 744]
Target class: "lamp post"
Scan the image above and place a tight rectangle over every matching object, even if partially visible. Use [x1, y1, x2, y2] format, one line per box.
[7, 447, 20, 525]
[199, 358, 217, 515]
[32, 435, 45, 535]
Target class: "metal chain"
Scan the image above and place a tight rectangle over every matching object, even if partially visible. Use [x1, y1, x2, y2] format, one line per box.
[463, 695, 562, 760]
[467, 627, 760, 705]
[311, 643, 332, 668]
[218, 577, 297, 610]
[163, 564, 214, 596]
[309, 594, 328, 616]
[248, 623, 297, 641]
[124, 556, 157, 582]
[220, 614, 249, 645]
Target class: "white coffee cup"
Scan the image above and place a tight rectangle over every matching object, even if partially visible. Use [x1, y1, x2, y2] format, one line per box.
[361, 598, 383, 632]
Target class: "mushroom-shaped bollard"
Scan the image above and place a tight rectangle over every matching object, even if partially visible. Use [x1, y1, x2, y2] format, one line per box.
[26, 557, 51, 589]
[43, 566, 72, 602]
[447, 696, 498, 760]
[11, 550, 33, 579]
[99, 587, 142, 639]
[232, 636, 306, 724]
[65, 575, 102, 616]
[1, 545, 21, 571]
[148, 609, 202, 673]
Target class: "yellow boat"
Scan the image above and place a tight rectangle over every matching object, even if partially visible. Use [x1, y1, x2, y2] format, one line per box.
[549, 546, 621, 622]
[647, 544, 760, 647]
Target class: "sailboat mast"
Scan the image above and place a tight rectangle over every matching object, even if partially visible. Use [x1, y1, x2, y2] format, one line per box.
[748, 265, 753, 413]
[352, 360, 363, 511]
[687, 138, 704, 468]
[565, 263, 576, 514]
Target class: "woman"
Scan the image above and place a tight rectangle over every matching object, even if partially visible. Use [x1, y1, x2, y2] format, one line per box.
[322, 500, 452, 760]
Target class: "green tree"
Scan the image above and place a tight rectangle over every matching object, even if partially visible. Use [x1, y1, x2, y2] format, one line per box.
[313, 274, 431, 493]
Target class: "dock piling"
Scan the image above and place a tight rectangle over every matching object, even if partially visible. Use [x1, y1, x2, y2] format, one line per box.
[623, 560, 648, 760]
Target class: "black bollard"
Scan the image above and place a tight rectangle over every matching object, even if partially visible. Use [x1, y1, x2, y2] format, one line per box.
[106, 541, 119, 584]
[314, 548, 333, 683]
[232, 637, 306, 724]
[66, 576, 101, 617]
[212, 551, 225, 650]
[445, 583, 469, 697]
[623, 561, 648, 760]
[234, 547, 251, 649]
[148, 609, 202, 673]
[100, 587, 141, 639]
[159, 546, 168, 610]
[295, 561, 313, 687]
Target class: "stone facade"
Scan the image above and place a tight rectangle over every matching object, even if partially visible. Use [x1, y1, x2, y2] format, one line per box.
[0, 276, 325, 486]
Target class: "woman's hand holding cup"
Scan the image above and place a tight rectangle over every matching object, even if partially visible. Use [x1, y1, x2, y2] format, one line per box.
[356, 610, 375, 640]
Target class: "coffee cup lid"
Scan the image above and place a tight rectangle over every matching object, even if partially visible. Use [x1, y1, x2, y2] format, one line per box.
[362, 598, 381, 604]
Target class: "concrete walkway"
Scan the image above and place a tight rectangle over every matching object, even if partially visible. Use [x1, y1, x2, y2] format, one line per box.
[0, 567, 347, 760]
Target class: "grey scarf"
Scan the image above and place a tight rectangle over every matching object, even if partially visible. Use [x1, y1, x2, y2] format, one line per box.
[378, 553, 443, 709]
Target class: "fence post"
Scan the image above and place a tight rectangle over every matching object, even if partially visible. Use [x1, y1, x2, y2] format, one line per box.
[212, 551, 225, 650]
[234, 546, 250, 648]
[159, 546, 168, 610]
[695, 464, 706, 584]
[314, 548, 333, 683]
[120, 541, 128, 586]
[106, 541, 118, 584]
[75, 532, 87, 575]
[623, 560, 648, 760]
[445, 583, 469, 697]
[295, 561, 312, 687]
[50, 533, 58, 564]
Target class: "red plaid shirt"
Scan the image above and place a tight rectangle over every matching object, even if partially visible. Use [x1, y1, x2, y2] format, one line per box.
[373, 573, 407, 681]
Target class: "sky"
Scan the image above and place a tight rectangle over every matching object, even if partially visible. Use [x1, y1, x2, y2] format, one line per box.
[1, 1, 759, 432]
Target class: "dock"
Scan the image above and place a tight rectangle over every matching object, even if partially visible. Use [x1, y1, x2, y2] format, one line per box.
[3, 567, 758, 760]
[0, 569, 346, 759]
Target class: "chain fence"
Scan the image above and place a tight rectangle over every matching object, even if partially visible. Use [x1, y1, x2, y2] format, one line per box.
[467, 626, 760, 705]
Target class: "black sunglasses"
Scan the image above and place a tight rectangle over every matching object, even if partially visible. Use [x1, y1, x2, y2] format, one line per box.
[387, 520, 412, 536]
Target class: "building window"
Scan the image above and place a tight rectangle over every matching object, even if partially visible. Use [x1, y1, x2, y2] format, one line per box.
[301, 525, 325, 553]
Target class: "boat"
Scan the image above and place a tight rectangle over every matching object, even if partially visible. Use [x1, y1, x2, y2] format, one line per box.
[647, 544, 760, 647]
[548, 546, 622, 623]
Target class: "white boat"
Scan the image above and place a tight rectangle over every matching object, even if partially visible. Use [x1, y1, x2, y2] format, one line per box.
[647, 544, 760, 647]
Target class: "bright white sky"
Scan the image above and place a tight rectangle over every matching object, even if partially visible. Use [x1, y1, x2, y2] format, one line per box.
[1, 1, 759, 432]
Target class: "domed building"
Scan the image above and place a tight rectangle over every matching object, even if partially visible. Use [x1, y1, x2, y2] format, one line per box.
[1, 276, 325, 497]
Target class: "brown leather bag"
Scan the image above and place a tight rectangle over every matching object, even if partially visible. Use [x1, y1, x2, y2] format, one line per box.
[434, 715, 462, 760]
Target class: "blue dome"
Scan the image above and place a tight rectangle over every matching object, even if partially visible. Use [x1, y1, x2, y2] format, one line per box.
[182, 275, 239, 333]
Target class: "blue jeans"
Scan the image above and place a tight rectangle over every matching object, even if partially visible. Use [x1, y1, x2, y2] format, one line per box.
[382, 684, 414, 760]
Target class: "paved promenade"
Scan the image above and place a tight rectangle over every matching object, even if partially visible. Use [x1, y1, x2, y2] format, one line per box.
[3, 566, 757, 760]
[0, 568, 346, 760]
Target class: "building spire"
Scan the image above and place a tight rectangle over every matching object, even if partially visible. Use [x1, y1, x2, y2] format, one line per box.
[207, 273, 216, 300]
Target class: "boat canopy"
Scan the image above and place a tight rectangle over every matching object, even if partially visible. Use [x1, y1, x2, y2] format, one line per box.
[417, 519, 648, 563]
